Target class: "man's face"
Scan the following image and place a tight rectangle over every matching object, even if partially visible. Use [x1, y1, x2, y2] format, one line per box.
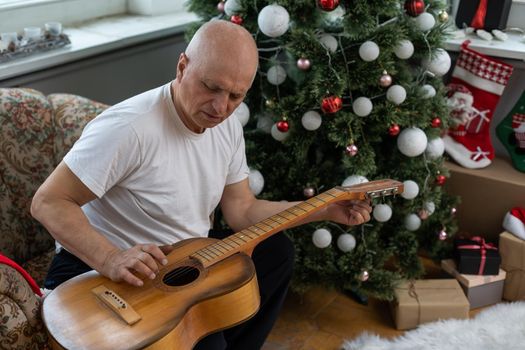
[175, 53, 255, 133]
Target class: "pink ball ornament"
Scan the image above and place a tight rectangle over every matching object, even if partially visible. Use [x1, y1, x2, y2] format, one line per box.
[217, 1, 225, 12]
[345, 144, 358, 156]
[438, 229, 448, 241]
[303, 187, 315, 198]
[297, 57, 311, 70]
[379, 71, 393, 88]
[359, 270, 370, 282]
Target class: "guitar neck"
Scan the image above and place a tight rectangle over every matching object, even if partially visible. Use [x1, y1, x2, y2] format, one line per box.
[190, 179, 402, 268]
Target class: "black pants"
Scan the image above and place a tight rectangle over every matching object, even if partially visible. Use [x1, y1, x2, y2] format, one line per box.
[44, 231, 295, 350]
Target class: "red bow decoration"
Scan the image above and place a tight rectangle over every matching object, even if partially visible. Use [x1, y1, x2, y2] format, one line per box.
[457, 236, 497, 275]
[471, 0, 488, 29]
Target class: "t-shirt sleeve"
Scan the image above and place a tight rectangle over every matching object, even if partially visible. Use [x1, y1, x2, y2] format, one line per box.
[63, 114, 141, 198]
[225, 122, 249, 186]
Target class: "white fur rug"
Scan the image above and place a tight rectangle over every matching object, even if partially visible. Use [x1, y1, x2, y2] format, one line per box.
[342, 302, 525, 350]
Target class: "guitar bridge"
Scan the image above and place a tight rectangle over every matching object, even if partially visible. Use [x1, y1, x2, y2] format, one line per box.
[366, 186, 400, 199]
[92, 285, 141, 325]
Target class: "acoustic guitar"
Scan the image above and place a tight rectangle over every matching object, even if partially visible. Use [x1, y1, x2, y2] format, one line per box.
[42, 179, 403, 350]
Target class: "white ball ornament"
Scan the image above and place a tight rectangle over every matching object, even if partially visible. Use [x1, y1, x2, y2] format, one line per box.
[342, 175, 369, 187]
[257, 4, 290, 38]
[248, 169, 264, 195]
[401, 180, 419, 200]
[423, 48, 451, 77]
[319, 34, 338, 53]
[386, 85, 407, 105]
[313, 228, 332, 248]
[394, 39, 414, 59]
[424, 201, 436, 215]
[373, 204, 392, 222]
[267, 65, 287, 85]
[359, 41, 380, 62]
[271, 123, 289, 141]
[232, 102, 250, 127]
[425, 137, 445, 159]
[415, 12, 436, 31]
[405, 214, 422, 231]
[301, 110, 322, 131]
[421, 84, 436, 98]
[397, 127, 428, 157]
[224, 0, 241, 16]
[337, 233, 356, 252]
[352, 97, 373, 117]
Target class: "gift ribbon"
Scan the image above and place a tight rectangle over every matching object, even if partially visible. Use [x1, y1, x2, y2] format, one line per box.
[407, 280, 422, 326]
[470, 0, 488, 29]
[457, 236, 497, 275]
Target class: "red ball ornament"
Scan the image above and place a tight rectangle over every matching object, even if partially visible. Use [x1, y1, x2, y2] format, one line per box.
[217, 1, 225, 12]
[404, 0, 425, 17]
[321, 95, 342, 114]
[276, 120, 289, 132]
[435, 174, 447, 186]
[431, 117, 442, 128]
[318, 0, 340, 11]
[230, 15, 243, 25]
[389, 124, 400, 136]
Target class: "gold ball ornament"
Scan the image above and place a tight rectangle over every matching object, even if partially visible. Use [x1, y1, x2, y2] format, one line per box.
[438, 10, 449, 23]
[265, 99, 274, 108]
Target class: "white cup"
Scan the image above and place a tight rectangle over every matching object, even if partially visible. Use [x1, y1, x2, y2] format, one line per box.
[45, 22, 62, 36]
[1, 32, 18, 47]
[24, 27, 42, 41]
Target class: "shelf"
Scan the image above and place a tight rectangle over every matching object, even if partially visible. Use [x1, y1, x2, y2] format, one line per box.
[445, 30, 525, 62]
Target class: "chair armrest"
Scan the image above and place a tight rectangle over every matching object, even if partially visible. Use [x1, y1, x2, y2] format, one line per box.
[0, 264, 48, 349]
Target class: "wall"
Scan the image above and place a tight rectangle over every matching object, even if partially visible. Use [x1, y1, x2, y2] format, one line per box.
[0, 32, 186, 105]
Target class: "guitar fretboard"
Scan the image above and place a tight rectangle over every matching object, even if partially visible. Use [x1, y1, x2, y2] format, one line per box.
[189, 179, 402, 268]
[190, 188, 346, 268]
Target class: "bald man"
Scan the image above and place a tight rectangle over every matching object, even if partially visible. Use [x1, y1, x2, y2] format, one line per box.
[32, 20, 371, 349]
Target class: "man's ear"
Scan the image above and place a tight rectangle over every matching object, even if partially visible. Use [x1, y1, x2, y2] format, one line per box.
[176, 52, 188, 82]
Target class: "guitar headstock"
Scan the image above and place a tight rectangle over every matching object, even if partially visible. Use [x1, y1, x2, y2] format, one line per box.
[335, 179, 404, 201]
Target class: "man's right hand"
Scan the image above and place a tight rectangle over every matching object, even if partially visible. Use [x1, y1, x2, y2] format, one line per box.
[101, 244, 169, 287]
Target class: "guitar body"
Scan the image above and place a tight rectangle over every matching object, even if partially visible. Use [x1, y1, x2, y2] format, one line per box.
[43, 238, 260, 350]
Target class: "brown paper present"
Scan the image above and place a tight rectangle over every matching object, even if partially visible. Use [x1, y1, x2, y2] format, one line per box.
[391, 279, 469, 330]
[441, 259, 506, 309]
[499, 232, 525, 301]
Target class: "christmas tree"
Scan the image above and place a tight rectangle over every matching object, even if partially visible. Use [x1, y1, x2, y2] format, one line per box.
[186, 0, 459, 300]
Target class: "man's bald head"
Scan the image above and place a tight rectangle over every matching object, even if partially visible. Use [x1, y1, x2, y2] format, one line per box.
[184, 20, 259, 81]
[171, 20, 259, 133]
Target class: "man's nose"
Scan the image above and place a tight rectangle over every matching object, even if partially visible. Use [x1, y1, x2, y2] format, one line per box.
[212, 93, 229, 115]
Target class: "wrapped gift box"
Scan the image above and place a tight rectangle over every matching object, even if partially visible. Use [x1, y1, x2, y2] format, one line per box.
[455, 0, 512, 30]
[454, 237, 500, 275]
[499, 232, 525, 301]
[441, 259, 505, 309]
[391, 279, 469, 330]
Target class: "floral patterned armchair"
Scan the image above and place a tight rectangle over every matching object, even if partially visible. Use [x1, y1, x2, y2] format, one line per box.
[0, 88, 107, 349]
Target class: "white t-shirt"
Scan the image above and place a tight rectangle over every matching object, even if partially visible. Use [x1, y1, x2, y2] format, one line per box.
[62, 82, 249, 250]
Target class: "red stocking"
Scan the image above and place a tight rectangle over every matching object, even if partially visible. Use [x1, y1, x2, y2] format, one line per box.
[444, 41, 514, 169]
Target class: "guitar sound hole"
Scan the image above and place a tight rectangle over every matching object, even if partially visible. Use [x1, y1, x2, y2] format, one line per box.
[162, 266, 200, 286]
